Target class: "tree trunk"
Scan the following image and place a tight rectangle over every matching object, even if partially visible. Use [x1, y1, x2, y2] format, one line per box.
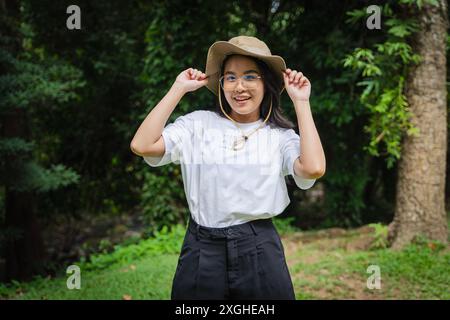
[388, 0, 449, 249]
[4, 187, 45, 281]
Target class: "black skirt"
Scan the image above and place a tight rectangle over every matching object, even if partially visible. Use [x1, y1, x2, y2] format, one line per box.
[171, 215, 296, 300]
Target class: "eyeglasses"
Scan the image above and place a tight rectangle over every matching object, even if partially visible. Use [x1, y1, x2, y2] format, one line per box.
[219, 74, 262, 91]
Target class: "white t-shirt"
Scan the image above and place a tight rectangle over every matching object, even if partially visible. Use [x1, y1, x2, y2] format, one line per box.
[143, 109, 316, 228]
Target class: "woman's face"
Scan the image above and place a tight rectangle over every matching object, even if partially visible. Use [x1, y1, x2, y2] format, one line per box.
[222, 55, 265, 122]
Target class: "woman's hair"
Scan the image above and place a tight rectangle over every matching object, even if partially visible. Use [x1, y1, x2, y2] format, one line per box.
[212, 54, 295, 130]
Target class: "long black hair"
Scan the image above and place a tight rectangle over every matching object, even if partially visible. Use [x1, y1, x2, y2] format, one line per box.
[213, 54, 295, 130]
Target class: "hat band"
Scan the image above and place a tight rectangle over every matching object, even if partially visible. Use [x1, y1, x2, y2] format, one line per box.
[233, 45, 270, 56]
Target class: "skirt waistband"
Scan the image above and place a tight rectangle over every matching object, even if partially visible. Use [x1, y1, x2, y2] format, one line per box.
[188, 215, 275, 240]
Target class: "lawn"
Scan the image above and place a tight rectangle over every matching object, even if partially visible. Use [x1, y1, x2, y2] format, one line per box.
[1, 222, 449, 300]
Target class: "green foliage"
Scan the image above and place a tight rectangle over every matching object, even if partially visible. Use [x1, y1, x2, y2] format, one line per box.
[281, 2, 391, 227]
[78, 224, 186, 272]
[398, 0, 439, 8]
[0, 22, 85, 187]
[0, 138, 35, 156]
[411, 234, 447, 250]
[139, 167, 189, 236]
[0, 12, 86, 273]
[319, 157, 373, 228]
[6, 162, 80, 193]
[343, 3, 422, 169]
[0, 57, 85, 110]
[368, 223, 389, 249]
[273, 216, 299, 235]
[0, 24, 85, 111]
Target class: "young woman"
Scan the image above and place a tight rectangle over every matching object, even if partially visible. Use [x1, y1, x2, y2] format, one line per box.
[130, 36, 326, 300]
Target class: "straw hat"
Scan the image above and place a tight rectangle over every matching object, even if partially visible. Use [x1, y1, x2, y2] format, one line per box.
[205, 36, 287, 96]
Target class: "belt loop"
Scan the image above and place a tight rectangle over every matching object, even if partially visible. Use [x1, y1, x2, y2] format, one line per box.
[196, 224, 200, 241]
[250, 222, 258, 236]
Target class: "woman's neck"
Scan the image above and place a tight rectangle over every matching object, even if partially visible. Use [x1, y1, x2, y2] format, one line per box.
[230, 110, 260, 123]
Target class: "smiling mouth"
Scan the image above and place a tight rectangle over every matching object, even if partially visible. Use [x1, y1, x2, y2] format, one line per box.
[234, 97, 251, 102]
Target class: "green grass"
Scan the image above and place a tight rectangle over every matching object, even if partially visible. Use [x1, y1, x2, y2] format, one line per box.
[0, 223, 187, 300]
[289, 232, 450, 299]
[3, 254, 178, 300]
[1, 221, 449, 300]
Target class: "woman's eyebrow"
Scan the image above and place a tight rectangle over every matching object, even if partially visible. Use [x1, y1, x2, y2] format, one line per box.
[224, 70, 259, 75]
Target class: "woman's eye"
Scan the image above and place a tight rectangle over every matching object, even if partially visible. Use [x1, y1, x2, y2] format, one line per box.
[225, 76, 236, 81]
[244, 75, 258, 81]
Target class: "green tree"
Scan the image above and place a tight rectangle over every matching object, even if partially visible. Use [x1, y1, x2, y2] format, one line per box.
[343, 0, 448, 247]
[0, 0, 83, 280]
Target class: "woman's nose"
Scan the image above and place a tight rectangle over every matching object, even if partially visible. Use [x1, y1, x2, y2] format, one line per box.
[234, 79, 246, 92]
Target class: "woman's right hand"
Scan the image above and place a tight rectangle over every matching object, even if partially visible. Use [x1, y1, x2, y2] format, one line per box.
[173, 68, 208, 93]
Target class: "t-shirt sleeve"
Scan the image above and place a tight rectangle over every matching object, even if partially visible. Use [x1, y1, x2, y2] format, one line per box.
[280, 128, 316, 190]
[143, 111, 198, 167]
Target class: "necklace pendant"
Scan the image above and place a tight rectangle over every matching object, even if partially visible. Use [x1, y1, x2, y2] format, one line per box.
[232, 136, 246, 151]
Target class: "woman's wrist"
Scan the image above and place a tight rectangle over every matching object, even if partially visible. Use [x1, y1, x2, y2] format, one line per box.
[293, 98, 310, 109]
[170, 81, 187, 97]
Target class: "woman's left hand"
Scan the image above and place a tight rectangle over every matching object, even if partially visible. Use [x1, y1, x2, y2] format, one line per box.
[283, 68, 311, 102]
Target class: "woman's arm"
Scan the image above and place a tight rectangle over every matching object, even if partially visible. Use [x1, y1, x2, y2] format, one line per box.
[293, 99, 326, 179]
[130, 83, 186, 157]
[130, 68, 208, 157]
[283, 68, 326, 179]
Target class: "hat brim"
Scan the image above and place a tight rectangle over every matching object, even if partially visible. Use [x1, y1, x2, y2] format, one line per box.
[204, 41, 287, 96]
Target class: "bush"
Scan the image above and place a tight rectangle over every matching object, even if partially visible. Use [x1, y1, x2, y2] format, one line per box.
[78, 224, 186, 272]
[273, 216, 299, 235]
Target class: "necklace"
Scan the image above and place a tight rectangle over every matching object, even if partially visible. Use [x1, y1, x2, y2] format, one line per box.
[230, 120, 266, 151]
[218, 82, 272, 151]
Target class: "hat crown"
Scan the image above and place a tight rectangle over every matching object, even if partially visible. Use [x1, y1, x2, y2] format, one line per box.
[228, 36, 272, 56]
